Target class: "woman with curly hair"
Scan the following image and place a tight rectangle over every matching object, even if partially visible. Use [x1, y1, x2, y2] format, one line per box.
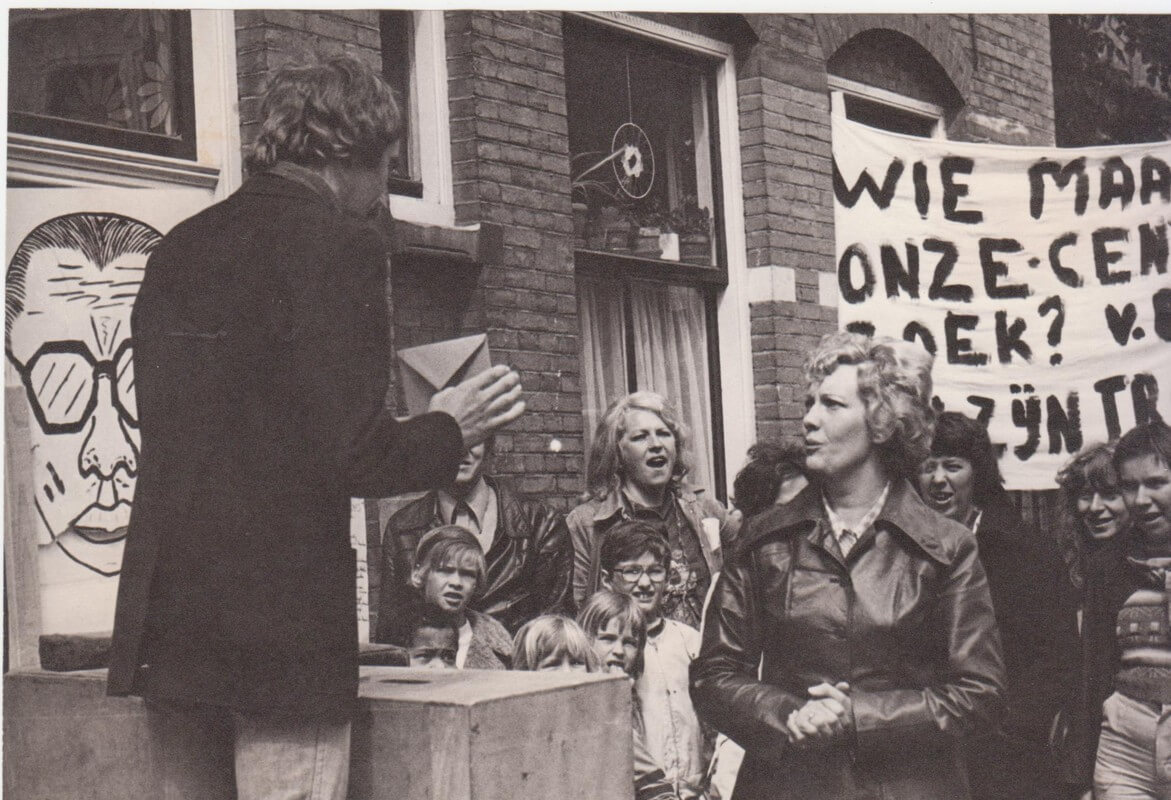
[567, 391, 728, 627]
[692, 332, 1004, 800]
[1055, 442, 1136, 791]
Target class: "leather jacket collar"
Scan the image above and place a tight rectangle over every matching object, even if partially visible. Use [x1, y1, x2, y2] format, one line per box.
[744, 479, 952, 565]
[590, 483, 708, 525]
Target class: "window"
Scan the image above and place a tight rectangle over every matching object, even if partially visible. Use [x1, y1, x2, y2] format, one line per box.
[578, 275, 720, 493]
[566, 16, 725, 270]
[381, 11, 421, 198]
[378, 10, 454, 226]
[828, 75, 945, 139]
[9, 10, 196, 160]
[567, 15, 732, 493]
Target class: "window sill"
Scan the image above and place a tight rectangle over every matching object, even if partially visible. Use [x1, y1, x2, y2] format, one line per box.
[573, 247, 727, 287]
[7, 133, 221, 190]
[388, 193, 456, 229]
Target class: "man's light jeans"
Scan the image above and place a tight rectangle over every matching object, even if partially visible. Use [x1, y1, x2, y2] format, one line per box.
[1094, 691, 1171, 800]
[148, 700, 351, 800]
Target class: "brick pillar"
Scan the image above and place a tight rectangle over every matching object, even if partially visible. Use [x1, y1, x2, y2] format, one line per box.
[739, 15, 838, 441]
[446, 11, 582, 504]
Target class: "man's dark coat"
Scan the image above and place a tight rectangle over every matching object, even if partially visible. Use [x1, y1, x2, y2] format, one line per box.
[107, 173, 463, 719]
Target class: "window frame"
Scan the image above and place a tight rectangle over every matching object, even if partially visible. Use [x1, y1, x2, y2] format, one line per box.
[827, 74, 946, 139]
[6, 10, 241, 197]
[382, 10, 456, 228]
[565, 14, 729, 284]
[8, 10, 198, 161]
[568, 11, 753, 500]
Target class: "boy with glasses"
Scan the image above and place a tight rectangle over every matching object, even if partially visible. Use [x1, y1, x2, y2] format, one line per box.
[601, 521, 713, 800]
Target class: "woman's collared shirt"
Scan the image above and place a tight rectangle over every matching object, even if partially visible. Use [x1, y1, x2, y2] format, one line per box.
[635, 617, 710, 799]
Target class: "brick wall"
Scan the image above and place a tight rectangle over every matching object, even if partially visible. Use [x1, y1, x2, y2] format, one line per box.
[446, 11, 582, 503]
[738, 16, 838, 441]
[738, 14, 1056, 441]
[950, 14, 1056, 145]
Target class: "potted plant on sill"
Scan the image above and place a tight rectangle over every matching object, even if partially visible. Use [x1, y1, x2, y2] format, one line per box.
[672, 195, 712, 265]
[571, 152, 619, 251]
[596, 204, 633, 254]
[632, 198, 669, 259]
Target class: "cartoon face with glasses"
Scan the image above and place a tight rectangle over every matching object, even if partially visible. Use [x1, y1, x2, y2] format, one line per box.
[6, 213, 161, 576]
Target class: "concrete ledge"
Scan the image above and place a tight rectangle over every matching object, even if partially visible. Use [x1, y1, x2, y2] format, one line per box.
[4, 667, 631, 800]
[392, 219, 504, 269]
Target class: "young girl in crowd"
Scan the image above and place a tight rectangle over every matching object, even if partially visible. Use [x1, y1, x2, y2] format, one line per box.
[600, 521, 712, 800]
[578, 590, 681, 800]
[381, 525, 512, 669]
[511, 615, 596, 672]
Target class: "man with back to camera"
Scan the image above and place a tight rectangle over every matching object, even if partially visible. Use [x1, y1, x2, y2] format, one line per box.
[107, 56, 524, 800]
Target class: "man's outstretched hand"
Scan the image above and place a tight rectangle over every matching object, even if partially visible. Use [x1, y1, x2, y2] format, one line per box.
[428, 364, 525, 449]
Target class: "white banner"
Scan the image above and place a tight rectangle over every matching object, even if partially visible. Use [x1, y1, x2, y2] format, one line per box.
[832, 119, 1171, 489]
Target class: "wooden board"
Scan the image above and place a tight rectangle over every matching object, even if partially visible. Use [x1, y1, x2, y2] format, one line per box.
[5, 386, 42, 670]
[5, 667, 634, 800]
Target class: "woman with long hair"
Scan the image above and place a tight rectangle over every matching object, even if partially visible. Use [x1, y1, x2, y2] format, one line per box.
[567, 391, 728, 627]
[1055, 442, 1135, 791]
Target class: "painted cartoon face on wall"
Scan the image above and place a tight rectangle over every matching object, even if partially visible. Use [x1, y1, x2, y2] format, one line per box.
[5, 213, 161, 576]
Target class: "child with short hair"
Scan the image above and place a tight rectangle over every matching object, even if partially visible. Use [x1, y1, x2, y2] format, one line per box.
[380, 524, 512, 669]
[578, 590, 679, 800]
[407, 620, 459, 669]
[511, 615, 596, 672]
[379, 593, 460, 669]
[600, 521, 713, 800]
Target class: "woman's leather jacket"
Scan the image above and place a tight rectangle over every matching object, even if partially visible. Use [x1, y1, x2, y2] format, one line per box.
[690, 480, 1005, 800]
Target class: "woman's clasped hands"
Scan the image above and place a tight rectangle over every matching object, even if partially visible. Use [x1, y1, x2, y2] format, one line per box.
[785, 682, 853, 749]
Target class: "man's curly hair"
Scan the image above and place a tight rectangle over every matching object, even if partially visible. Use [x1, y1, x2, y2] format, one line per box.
[247, 56, 400, 172]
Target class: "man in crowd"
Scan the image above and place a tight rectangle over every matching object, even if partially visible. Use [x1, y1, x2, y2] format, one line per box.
[107, 56, 523, 800]
[377, 435, 571, 636]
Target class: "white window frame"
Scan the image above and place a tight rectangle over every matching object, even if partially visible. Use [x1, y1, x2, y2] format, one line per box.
[827, 74, 946, 139]
[386, 10, 456, 228]
[6, 10, 242, 199]
[571, 11, 753, 498]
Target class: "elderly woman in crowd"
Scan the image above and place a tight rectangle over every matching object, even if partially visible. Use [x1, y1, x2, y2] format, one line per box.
[568, 391, 728, 627]
[1056, 442, 1136, 791]
[691, 332, 1004, 800]
[918, 412, 1078, 800]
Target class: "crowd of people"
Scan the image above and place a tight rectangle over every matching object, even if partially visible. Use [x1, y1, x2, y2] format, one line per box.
[108, 56, 1168, 800]
[371, 330, 1170, 800]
